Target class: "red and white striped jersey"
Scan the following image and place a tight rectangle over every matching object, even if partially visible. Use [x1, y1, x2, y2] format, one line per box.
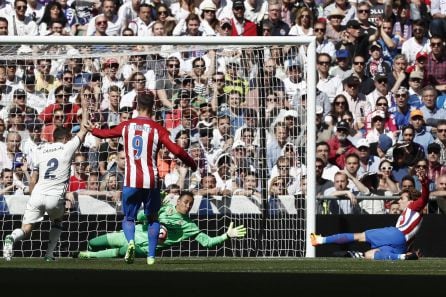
[395, 181, 429, 242]
[91, 116, 196, 189]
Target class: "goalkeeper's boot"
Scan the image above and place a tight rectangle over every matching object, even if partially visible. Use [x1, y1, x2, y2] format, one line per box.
[310, 233, 322, 246]
[405, 249, 421, 260]
[77, 251, 91, 259]
[44, 255, 56, 262]
[147, 257, 155, 265]
[3, 235, 14, 261]
[124, 240, 135, 264]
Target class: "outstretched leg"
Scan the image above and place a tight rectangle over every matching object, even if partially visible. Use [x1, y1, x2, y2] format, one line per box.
[311, 232, 366, 246]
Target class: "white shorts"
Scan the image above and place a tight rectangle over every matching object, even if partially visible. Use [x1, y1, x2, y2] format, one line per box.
[22, 193, 65, 225]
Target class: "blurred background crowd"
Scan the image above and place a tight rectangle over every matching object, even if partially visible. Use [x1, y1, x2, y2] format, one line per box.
[0, 0, 446, 216]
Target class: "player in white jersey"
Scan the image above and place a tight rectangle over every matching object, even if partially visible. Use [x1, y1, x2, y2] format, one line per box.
[2, 97, 89, 261]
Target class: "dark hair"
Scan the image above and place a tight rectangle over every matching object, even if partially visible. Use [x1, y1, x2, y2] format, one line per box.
[53, 126, 70, 141]
[136, 93, 155, 111]
[39, 1, 67, 26]
[178, 190, 194, 199]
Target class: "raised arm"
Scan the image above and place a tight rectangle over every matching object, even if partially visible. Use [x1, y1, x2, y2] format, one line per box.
[160, 132, 197, 171]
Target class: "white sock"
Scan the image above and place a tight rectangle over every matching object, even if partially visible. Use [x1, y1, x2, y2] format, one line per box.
[45, 227, 62, 257]
[11, 229, 25, 242]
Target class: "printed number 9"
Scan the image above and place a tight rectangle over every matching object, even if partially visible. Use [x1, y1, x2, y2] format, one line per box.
[44, 158, 59, 180]
[132, 135, 143, 160]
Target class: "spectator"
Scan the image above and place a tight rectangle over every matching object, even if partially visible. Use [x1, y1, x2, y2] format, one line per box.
[68, 153, 88, 192]
[325, 7, 344, 44]
[329, 49, 351, 80]
[38, 1, 69, 36]
[86, 0, 122, 36]
[430, 0, 446, 37]
[120, 72, 148, 110]
[389, 54, 409, 94]
[0, 16, 8, 35]
[377, 133, 393, 160]
[427, 143, 446, 185]
[315, 156, 334, 214]
[91, 14, 108, 36]
[35, 59, 59, 94]
[366, 109, 396, 146]
[289, 7, 314, 36]
[408, 109, 434, 155]
[257, 0, 289, 36]
[401, 20, 430, 65]
[365, 96, 398, 136]
[8, 0, 38, 36]
[314, 20, 336, 61]
[267, 176, 288, 216]
[356, 1, 376, 36]
[369, 17, 399, 63]
[324, 0, 355, 26]
[407, 70, 424, 108]
[316, 53, 343, 103]
[342, 75, 371, 129]
[328, 95, 350, 129]
[48, 70, 77, 104]
[316, 141, 340, 181]
[0, 168, 16, 195]
[101, 85, 122, 129]
[434, 120, 446, 165]
[316, 105, 333, 142]
[420, 85, 446, 130]
[230, 0, 257, 36]
[127, 3, 152, 37]
[97, 135, 123, 178]
[39, 84, 80, 129]
[431, 174, 446, 214]
[117, 0, 140, 29]
[351, 55, 374, 95]
[355, 138, 380, 177]
[324, 171, 360, 215]
[376, 159, 400, 195]
[425, 35, 446, 94]
[41, 107, 65, 143]
[327, 120, 357, 169]
[336, 19, 371, 61]
[365, 44, 391, 80]
[389, 85, 411, 130]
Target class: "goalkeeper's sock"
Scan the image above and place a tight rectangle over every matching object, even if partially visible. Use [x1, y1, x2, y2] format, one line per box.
[122, 219, 135, 242]
[11, 228, 25, 242]
[45, 225, 62, 257]
[324, 233, 354, 245]
[147, 220, 160, 258]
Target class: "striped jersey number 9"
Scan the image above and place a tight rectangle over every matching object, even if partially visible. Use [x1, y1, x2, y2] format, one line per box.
[132, 135, 143, 160]
[44, 158, 59, 180]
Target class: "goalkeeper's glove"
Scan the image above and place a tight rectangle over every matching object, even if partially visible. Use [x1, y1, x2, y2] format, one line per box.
[225, 222, 247, 239]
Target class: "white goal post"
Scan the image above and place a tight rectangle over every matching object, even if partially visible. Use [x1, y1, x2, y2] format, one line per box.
[0, 36, 317, 258]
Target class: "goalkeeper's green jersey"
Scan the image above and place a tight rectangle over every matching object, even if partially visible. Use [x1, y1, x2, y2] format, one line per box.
[136, 204, 227, 250]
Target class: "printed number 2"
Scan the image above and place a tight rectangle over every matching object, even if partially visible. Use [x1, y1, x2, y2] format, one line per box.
[132, 135, 143, 160]
[44, 158, 59, 179]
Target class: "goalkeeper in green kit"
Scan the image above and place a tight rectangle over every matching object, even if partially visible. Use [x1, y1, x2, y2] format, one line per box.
[76, 191, 247, 259]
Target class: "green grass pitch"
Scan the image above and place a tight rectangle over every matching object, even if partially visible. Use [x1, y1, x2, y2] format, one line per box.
[1, 257, 446, 295]
[2, 257, 446, 275]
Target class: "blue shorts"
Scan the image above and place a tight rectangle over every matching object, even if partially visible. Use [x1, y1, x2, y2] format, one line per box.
[121, 187, 161, 221]
[365, 227, 406, 254]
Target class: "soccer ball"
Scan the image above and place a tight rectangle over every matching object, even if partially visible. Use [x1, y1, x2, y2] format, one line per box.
[158, 224, 168, 244]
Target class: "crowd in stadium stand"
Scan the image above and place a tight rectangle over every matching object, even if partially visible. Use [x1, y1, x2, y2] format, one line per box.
[1, 0, 446, 216]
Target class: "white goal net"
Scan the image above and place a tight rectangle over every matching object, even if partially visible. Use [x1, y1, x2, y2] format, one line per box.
[0, 36, 316, 258]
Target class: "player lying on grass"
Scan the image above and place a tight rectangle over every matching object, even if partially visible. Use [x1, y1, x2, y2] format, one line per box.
[76, 191, 246, 258]
[311, 175, 429, 260]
